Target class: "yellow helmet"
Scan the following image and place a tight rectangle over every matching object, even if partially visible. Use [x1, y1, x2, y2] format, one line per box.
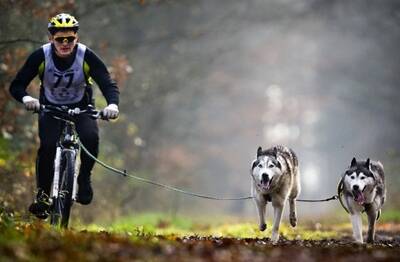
[48, 13, 79, 34]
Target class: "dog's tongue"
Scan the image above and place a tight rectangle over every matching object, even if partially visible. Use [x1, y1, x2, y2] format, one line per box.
[354, 191, 365, 204]
[262, 180, 271, 190]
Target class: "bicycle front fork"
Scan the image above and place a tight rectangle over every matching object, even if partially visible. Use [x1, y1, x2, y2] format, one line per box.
[51, 147, 79, 201]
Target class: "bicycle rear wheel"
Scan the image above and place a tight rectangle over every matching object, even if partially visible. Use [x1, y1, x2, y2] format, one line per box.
[50, 150, 75, 228]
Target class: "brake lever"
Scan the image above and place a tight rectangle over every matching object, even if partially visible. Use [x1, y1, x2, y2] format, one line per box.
[90, 110, 109, 121]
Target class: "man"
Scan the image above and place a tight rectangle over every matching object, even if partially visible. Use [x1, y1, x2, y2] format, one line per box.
[9, 13, 120, 218]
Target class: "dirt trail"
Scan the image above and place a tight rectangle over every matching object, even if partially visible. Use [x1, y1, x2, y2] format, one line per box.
[1, 219, 400, 261]
[173, 235, 400, 262]
[3, 230, 398, 261]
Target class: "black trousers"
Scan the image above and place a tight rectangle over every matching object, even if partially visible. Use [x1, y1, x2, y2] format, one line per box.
[36, 112, 99, 195]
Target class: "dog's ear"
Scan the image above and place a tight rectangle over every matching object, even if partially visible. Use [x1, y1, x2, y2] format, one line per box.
[351, 157, 357, 167]
[257, 146, 262, 157]
[276, 161, 282, 170]
[365, 158, 370, 169]
[273, 147, 278, 158]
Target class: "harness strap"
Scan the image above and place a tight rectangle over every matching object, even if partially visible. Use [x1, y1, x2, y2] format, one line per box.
[337, 178, 350, 214]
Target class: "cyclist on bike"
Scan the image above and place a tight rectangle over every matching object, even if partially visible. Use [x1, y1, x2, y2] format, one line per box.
[9, 13, 120, 219]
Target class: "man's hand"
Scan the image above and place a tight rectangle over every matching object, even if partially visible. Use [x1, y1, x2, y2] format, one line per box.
[22, 96, 40, 111]
[103, 104, 119, 119]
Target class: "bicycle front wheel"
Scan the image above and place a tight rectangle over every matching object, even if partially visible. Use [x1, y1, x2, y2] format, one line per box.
[50, 150, 75, 228]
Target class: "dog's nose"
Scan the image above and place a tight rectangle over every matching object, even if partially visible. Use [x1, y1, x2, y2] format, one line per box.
[353, 185, 359, 191]
[262, 173, 269, 183]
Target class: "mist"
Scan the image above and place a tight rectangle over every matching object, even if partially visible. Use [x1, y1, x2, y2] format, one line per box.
[68, 0, 400, 220]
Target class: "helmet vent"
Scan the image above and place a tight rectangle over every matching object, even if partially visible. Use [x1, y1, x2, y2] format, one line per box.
[48, 13, 79, 33]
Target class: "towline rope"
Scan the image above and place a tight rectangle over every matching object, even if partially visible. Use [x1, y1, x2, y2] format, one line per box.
[78, 139, 339, 203]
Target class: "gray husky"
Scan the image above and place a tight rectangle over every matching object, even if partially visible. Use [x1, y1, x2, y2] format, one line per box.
[340, 157, 386, 243]
[251, 145, 301, 243]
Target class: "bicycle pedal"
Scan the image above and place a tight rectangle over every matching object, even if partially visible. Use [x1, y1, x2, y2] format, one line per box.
[36, 212, 49, 220]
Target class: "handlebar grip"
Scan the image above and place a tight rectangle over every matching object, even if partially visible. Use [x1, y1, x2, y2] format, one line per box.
[33, 104, 44, 114]
[99, 110, 109, 121]
[88, 110, 109, 120]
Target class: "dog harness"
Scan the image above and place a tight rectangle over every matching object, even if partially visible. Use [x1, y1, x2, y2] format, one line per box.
[42, 43, 87, 104]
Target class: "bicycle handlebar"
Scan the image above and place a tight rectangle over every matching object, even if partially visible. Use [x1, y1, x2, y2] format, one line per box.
[36, 104, 108, 121]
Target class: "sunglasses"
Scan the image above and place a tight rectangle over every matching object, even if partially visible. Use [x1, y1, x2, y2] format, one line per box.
[54, 36, 76, 44]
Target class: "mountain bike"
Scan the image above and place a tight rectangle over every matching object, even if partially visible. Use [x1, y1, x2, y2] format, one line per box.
[36, 104, 105, 228]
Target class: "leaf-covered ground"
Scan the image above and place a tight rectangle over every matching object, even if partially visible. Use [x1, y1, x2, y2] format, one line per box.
[1, 212, 400, 261]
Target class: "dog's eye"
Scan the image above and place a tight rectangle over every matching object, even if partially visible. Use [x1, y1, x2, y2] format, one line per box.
[360, 176, 365, 180]
[351, 176, 355, 179]
[268, 164, 274, 168]
[258, 164, 263, 168]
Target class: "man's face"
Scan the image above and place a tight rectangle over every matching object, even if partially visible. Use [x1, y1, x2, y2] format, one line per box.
[50, 30, 78, 58]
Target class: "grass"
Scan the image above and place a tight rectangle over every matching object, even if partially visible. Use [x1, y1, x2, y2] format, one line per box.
[82, 208, 400, 241]
[2, 208, 400, 247]
[83, 212, 340, 240]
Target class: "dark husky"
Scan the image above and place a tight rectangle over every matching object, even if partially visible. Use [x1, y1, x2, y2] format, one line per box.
[251, 145, 301, 243]
[339, 157, 386, 243]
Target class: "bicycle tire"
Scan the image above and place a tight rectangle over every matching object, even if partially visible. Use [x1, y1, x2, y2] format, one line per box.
[50, 150, 75, 228]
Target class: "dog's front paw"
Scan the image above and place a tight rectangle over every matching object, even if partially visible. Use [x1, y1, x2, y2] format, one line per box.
[271, 231, 279, 244]
[259, 223, 267, 231]
[290, 215, 297, 227]
[353, 236, 364, 244]
[366, 236, 374, 244]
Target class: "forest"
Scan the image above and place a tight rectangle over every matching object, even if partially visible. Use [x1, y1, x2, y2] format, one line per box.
[1, 0, 400, 261]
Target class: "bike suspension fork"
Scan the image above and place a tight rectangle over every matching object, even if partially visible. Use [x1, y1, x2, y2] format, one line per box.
[72, 149, 80, 201]
[52, 147, 62, 198]
[52, 148, 78, 200]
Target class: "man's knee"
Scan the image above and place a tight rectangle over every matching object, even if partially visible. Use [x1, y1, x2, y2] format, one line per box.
[80, 132, 99, 148]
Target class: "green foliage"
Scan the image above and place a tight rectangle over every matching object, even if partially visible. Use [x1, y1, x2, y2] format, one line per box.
[0, 137, 12, 168]
[380, 209, 400, 223]
[0, 209, 26, 246]
[85, 212, 193, 237]
[2, 0, 400, 225]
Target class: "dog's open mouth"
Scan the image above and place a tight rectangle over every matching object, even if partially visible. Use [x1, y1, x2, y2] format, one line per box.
[353, 190, 365, 205]
[259, 179, 272, 191]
